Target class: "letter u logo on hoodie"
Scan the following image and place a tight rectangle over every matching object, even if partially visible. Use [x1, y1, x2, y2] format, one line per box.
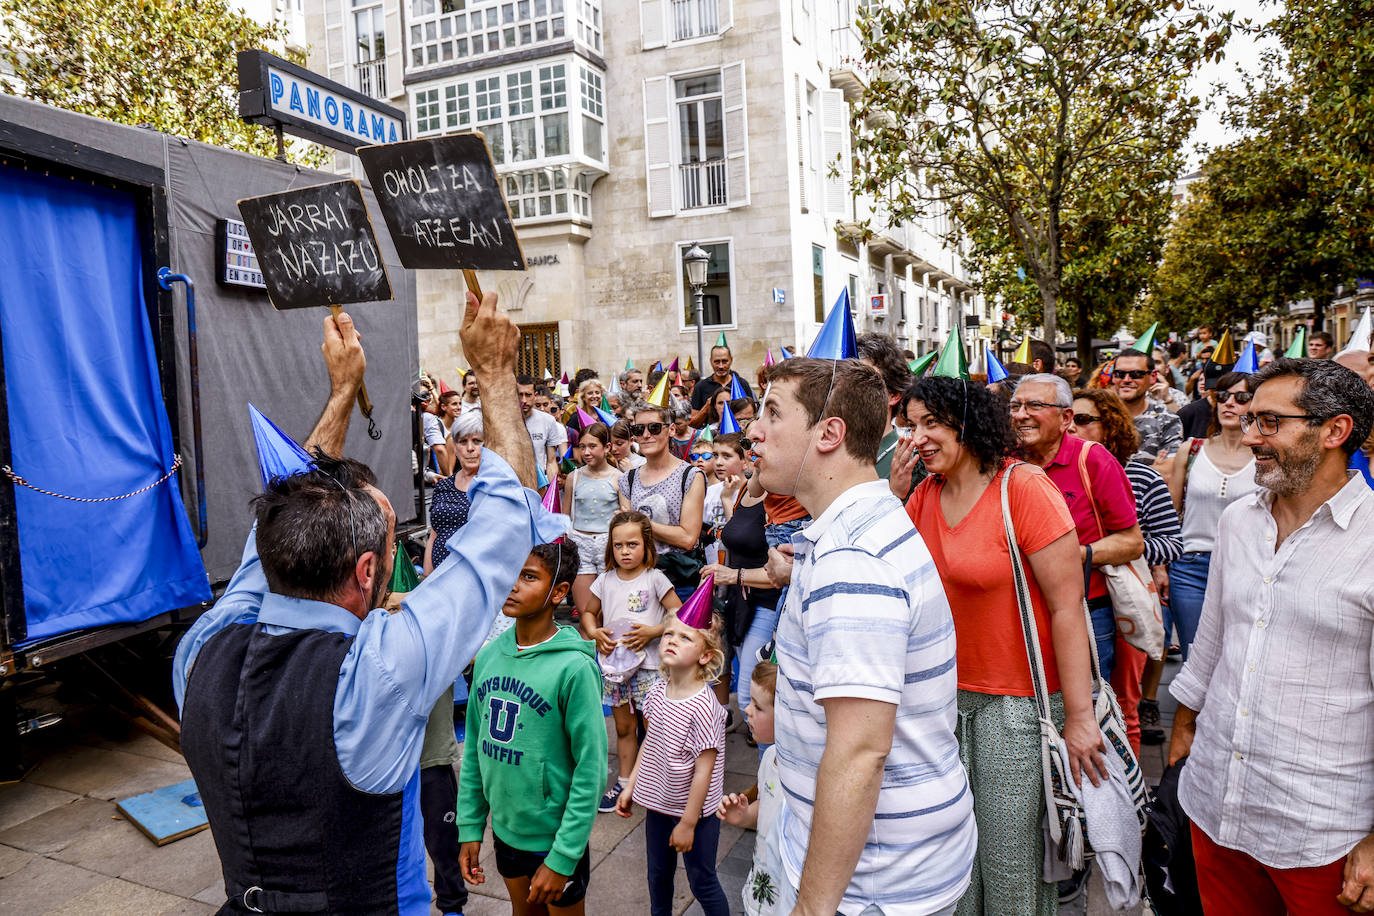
[487, 697, 520, 744]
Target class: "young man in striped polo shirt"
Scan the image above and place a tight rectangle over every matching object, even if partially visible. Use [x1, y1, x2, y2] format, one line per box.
[750, 358, 975, 916]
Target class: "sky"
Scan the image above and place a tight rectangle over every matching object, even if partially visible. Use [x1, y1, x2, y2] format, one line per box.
[1183, 0, 1281, 171]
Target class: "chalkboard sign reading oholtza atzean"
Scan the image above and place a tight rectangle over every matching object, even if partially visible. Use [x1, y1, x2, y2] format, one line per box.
[357, 134, 526, 272]
[236, 179, 392, 310]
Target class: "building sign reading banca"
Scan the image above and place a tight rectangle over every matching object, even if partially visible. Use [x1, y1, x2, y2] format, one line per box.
[238, 50, 407, 155]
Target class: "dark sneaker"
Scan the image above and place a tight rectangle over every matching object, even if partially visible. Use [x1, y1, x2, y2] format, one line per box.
[598, 782, 623, 813]
[1139, 698, 1160, 727]
[1058, 865, 1091, 904]
[1141, 728, 1166, 745]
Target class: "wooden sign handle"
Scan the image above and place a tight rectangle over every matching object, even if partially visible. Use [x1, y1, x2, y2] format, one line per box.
[330, 305, 380, 440]
[462, 270, 483, 298]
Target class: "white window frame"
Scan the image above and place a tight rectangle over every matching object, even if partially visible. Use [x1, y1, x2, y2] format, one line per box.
[672, 70, 727, 213]
[675, 237, 738, 332]
[406, 0, 581, 72]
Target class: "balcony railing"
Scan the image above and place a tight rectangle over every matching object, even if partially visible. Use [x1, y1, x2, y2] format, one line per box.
[671, 0, 719, 40]
[680, 159, 727, 209]
[355, 58, 387, 100]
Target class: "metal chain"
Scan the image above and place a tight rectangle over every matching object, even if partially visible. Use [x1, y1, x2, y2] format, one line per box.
[2, 455, 183, 502]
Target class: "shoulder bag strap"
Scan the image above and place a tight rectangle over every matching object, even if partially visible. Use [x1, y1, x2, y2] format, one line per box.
[1001, 464, 1058, 723]
[568, 467, 580, 529]
[1076, 440, 1108, 540]
[1180, 437, 1204, 522]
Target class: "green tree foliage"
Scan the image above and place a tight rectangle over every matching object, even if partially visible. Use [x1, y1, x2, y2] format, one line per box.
[853, 0, 1229, 361]
[0, 0, 328, 167]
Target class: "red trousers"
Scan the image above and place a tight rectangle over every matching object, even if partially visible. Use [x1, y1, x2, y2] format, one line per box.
[1192, 823, 1350, 915]
[1110, 638, 1145, 755]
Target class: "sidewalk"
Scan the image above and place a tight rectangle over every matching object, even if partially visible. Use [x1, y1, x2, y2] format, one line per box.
[0, 659, 1181, 915]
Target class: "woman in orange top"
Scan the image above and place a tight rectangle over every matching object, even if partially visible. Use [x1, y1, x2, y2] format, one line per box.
[890, 376, 1105, 916]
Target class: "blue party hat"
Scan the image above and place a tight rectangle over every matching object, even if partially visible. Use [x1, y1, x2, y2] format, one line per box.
[806, 288, 857, 359]
[718, 400, 741, 435]
[780, 346, 795, 360]
[1234, 340, 1259, 374]
[729, 374, 747, 400]
[985, 349, 1010, 384]
[249, 404, 313, 490]
[595, 406, 617, 426]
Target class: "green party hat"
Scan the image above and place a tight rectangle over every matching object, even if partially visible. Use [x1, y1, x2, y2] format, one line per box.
[389, 542, 420, 594]
[932, 326, 969, 379]
[1135, 321, 1159, 356]
[908, 351, 937, 376]
[1284, 327, 1306, 359]
[625, 358, 635, 370]
[715, 330, 728, 348]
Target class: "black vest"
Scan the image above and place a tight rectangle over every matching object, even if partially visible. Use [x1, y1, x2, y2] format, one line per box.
[181, 624, 406, 915]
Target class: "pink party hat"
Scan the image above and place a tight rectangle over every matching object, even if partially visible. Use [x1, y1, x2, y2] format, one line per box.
[577, 408, 597, 427]
[764, 349, 775, 368]
[676, 573, 714, 629]
[666, 356, 680, 374]
[541, 478, 561, 513]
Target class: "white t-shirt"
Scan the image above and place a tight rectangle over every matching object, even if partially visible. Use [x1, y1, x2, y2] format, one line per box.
[525, 410, 568, 462]
[703, 480, 726, 562]
[745, 746, 782, 916]
[590, 567, 674, 668]
[459, 398, 482, 414]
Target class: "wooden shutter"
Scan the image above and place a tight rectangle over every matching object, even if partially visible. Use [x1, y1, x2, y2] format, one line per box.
[718, 0, 733, 33]
[643, 76, 674, 217]
[325, 1, 344, 76]
[821, 88, 852, 219]
[641, 0, 665, 49]
[723, 61, 750, 208]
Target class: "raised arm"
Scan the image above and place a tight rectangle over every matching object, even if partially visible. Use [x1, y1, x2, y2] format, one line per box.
[460, 290, 536, 488]
[304, 310, 366, 456]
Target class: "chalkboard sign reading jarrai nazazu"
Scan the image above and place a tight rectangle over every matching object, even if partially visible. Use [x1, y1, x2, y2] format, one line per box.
[357, 133, 526, 272]
[236, 180, 392, 310]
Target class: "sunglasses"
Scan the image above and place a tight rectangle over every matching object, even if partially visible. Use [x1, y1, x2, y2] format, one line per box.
[628, 422, 666, 437]
[1215, 390, 1254, 404]
[1073, 413, 1101, 425]
[688, 452, 714, 461]
[1114, 369, 1150, 380]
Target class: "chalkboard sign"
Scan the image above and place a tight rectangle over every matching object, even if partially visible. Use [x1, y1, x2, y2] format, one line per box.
[236, 180, 392, 310]
[357, 133, 526, 272]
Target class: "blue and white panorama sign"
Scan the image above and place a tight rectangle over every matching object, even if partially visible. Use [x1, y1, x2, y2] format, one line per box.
[238, 49, 407, 155]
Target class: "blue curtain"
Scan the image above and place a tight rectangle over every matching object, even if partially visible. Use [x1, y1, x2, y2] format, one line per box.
[0, 165, 209, 642]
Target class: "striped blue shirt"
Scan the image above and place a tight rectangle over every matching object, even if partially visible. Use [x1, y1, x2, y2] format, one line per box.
[774, 480, 975, 915]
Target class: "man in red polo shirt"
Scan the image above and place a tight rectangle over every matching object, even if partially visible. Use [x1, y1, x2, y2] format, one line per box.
[1011, 374, 1144, 682]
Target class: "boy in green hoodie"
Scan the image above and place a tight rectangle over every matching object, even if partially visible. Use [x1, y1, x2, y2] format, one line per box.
[458, 540, 607, 914]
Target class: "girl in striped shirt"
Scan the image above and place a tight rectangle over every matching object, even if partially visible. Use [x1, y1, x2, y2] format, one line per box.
[615, 611, 730, 916]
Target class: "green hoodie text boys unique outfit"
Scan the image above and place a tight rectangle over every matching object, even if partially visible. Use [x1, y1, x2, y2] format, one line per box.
[457, 625, 607, 877]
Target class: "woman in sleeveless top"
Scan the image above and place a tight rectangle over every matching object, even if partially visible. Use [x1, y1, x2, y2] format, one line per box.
[424, 409, 484, 575]
[563, 422, 622, 615]
[618, 401, 706, 600]
[1166, 371, 1258, 660]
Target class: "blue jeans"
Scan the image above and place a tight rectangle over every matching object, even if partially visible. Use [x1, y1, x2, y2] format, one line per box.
[1088, 601, 1116, 682]
[738, 604, 781, 715]
[1168, 552, 1211, 662]
[644, 810, 728, 916]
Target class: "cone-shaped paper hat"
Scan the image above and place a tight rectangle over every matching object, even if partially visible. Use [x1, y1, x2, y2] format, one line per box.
[608, 373, 622, 396]
[536, 463, 549, 489]
[933, 326, 970, 379]
[389, 541, 421, 594]
[715, 331, 728, 348]
[455, 367, 467, 378]
[559, 372, 569, 385]
[646, 372, 671, 407]
[577, 408, 597, 428]
[780, 346, 795, 360]
[685, 356, 696, 373]
[543, 367, 554, 380]
[249, 404, 314, 490]
[1134, 321, 1160, 356]
[1012, 335, 1034, 365]
[1339, 307, 1373, 356]
[985, 349, 1010, 384]
[600, 394, 612, 411]
[908, 351, 938, 376]
[541, 475, 561, 513]
[626, 358, 636, 370]
[718, 401, 741, 435]
[1234, 341, 1259, 374]
[1206, 328, 1236, 367]
[764, 349, 775, 368]
[595, 406, 617, 426]
[438, 378, 453, 395]
[666, 356, 680, 374]
[729, 374, 747, 400]
[807, 288, 857, 359]
[1284, 327, 1307, 359]
[676, 573, 715, 629]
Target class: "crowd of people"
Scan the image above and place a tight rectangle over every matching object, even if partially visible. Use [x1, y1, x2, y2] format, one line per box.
[175, 297, 1374, 916]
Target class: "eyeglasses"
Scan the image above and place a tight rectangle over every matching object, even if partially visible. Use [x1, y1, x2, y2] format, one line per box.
[1215, 391, 1254, 405]
[1073, 413, 1101, 426]
[628, 422, 666, 437]
[1008, 400, 1066, 414]
[1239, 412, 1323, 436]
[1113, 369, 1150, 380]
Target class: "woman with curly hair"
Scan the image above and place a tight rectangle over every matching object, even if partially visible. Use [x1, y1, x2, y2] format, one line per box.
[888, 376, 1105, 916]
[1070, 388, 1183, 751]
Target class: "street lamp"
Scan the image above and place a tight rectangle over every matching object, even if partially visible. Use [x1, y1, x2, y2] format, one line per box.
[684, 242, 710, 376]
